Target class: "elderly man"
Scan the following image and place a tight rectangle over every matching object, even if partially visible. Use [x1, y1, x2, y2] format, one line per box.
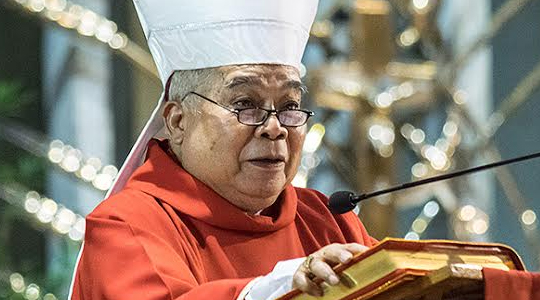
[70, 1, 377, 299]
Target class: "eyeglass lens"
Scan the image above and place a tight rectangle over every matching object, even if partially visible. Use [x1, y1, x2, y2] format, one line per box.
[237, 109, 308, 126]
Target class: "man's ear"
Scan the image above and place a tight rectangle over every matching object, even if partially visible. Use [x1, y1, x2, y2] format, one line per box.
[163, 101, 185, 146]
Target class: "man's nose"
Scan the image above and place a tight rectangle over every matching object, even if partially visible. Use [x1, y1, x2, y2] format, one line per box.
[254, 113, 288, 140]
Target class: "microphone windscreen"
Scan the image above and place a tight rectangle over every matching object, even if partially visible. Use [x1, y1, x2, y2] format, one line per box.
[328, 191, 356, 214]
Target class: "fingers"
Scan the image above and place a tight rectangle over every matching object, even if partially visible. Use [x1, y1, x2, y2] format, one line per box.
[310, 257, 340, 285]
[315, 247, 351, 266]
[292, 255, 334, 297]
[292, 243, 370, 297]
[343, 243, 370, 255]
[292, 270, 324, 297]
[318, 243, 368, 265]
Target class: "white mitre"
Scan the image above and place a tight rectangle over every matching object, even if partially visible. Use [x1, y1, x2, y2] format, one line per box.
[107, 0, 319, 197]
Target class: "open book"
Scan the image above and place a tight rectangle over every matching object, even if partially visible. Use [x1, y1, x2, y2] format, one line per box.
[276, 238, 525, 300]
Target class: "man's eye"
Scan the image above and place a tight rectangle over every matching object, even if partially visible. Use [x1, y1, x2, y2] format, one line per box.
[232, 98, 255, 109]
[284, 101, 300, 110]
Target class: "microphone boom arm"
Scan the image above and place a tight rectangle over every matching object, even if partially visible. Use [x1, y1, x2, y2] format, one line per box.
[329, 150, 540, 214]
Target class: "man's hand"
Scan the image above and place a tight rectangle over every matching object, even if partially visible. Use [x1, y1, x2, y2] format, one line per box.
[292, 243, 368, 297]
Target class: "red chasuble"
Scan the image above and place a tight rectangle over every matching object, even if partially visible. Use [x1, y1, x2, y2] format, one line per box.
[483, 268, 540, 300]
[71, 140, 377, 300]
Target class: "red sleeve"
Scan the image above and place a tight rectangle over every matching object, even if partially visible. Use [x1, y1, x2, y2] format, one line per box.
[483, 268, 540, 300]
[71, 215, 252, 300]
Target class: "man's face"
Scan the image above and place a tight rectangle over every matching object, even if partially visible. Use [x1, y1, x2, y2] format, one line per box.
[176, 64, 307, 213]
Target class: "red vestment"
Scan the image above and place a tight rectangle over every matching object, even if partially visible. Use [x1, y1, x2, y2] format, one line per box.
[71, 140, 377, 300]
[484, 268, 540, 300]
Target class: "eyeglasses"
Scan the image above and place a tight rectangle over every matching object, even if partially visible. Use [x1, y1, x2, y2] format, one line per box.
[182, 91, 315, 127]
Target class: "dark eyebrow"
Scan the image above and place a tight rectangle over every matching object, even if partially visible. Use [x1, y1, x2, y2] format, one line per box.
[285, 80, 309, 95]
[225, 76, 308, 95]
[225, 76, 262, 89]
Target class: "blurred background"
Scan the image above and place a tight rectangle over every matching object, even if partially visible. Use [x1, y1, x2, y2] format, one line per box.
[1, 0, 540, 298]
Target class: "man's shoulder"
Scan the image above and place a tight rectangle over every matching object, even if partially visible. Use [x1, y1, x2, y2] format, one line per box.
[294, 186, 359, 219]
[293, 186, 357, 220]
[88, 188, 167, 226]
[293, 186, 329, 204]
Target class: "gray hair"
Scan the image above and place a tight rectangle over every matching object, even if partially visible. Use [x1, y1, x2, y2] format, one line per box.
[168, 68, 223, 113]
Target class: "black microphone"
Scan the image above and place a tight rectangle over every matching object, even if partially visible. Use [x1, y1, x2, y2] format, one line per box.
[328, 150, 540, 214]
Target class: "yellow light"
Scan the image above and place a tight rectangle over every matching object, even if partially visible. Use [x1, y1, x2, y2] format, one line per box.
[429, 154, 447, 170]
[398, 81, 414, 98]
[68, 3, 83, 16]
[426, 146, 444, 162]
[69, 229, 84, 241]
[53, 208, 76, 234]
[521, 210, 537, 226]
[369, 124, 382, 140]
[435, 139, 450, 152]
[59, 4, 84, 29]
[411, 162, 428, 178]
[443, 121, 458, 137]
[471, 219, 489, 235]
[303, 123, 325, 153]
[412, 219, 428, 233]
[95, 20, 118, 43]
[58, 11, 79, 28]
[424, 146, 447, 170]
[380, 127, 395, 145]
[25, 284, 40, 300]
[453, 90, 468, 105]
[399, 28, 419, 47]
[412, 0, 429, 10]
[50, 139, 63, 148]
[44, 10, 62, 21]
[80, 164, 98, 181]
[292, 169, 308, 188]
[342, 82, 363, 97]
[423, 201, 440, 218]
[93, 173, 113, 191]
[44, 0, 66, 11]
[109, 33, 127, 49]
[48, 147, 64, 163]
[299, 63, 307, 78]
[459, 205, 477, 221]
[375, 92, 393, 108]
[26, 191, 40, 201]
[44, 294, 58, 300]
[389, 86, 400, 100]
[301, 153, 319, 170]
[37, 199, 58, 223]
[10, 273, 25, 293]
[311, 20, 333, 38]
[378, 145, 394, 158]
[86, 157, 102, 169]
[69, 218, 86, 241]
[102, 165, 119, 177]
[410, 129, 425, 144]
[400, 124, 415, 138]
[404, 232, 420, 240]
[77, 10, 98, 36]
[61, 155, 80, 172]
[25, 195, 41, 214]
[29, 0, 45, 12]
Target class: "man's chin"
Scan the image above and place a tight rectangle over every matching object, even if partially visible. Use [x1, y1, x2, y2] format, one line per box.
[237, 178, 287, 198]
[241, 184, 284, 198]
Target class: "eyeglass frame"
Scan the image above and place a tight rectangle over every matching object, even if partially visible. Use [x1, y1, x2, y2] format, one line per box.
[180, 91, 315, 127]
